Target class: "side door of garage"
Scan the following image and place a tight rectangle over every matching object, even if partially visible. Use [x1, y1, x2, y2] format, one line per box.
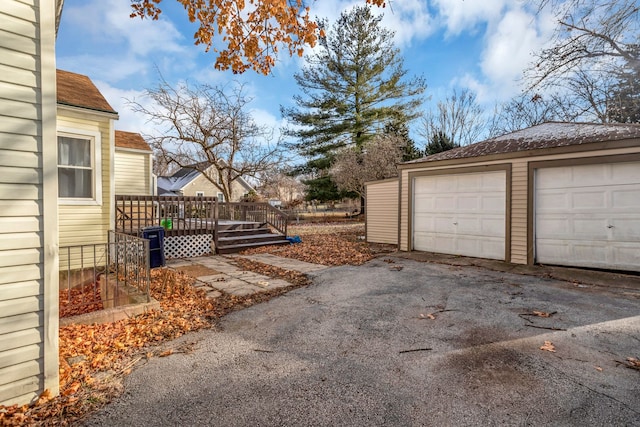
[535, 161, 640, 272]
[412, 171, 507, 260]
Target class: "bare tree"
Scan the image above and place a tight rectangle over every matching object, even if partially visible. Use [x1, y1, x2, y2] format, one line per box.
[256, 169, 305, 207]
[488, 93, 565, 137]
[331, 134, 404, 200]
[129, 79, 282, 201]
[420, 88, 485, 147]
[527, 0, 639, 121]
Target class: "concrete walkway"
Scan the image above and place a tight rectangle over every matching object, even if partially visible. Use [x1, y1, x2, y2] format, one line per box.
[166, 254, 328, 298]
[227, 253, 328, 274]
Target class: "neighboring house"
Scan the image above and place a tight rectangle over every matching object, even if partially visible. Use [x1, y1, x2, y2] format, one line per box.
[114, 130, 155, 195]
[0, 0, 59, 406]
[157, 162, 255, 202]
[56, 69, 119, 247]
[367, 122, 640, 273]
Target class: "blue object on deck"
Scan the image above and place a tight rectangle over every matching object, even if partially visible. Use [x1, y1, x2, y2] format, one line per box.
[141, 226, 166, 268]
[286, 235, 302, 244]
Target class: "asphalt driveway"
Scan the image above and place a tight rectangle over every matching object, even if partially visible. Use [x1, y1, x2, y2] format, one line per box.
[85, 256, 640, 426]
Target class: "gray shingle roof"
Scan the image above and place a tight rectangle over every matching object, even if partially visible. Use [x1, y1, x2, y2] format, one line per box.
[404, 122, 640, 165]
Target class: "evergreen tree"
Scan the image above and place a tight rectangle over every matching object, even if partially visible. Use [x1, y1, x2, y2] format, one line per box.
[383, 121, 423, 161]
[282, 5, 425, 199]
[425, 131, 458, 156]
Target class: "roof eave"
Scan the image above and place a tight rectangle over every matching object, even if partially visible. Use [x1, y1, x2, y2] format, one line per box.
[57, 102, 119, 119]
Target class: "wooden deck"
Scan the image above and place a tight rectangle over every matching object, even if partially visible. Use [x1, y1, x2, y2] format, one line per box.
[115, 196, 289, 252]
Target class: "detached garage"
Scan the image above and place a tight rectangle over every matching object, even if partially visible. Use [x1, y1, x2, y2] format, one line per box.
[391, 122, 640, 272]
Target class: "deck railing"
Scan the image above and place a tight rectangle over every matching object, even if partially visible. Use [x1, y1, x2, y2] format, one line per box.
[216, 202, 288, 235]
[116, 195, 217, 236]
[116, 195, 288, 239]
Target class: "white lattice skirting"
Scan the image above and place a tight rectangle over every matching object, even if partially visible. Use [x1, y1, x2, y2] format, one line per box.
[164, 234, 213, 259]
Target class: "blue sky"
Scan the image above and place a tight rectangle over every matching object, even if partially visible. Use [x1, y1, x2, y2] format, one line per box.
[55, 0, 555, 149]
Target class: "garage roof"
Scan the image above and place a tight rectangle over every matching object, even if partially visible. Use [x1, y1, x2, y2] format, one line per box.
[404, 122, 640, 165]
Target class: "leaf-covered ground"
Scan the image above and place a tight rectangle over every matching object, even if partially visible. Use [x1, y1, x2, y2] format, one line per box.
[241, 222, 392, 266]
[0, 265, 308, 426]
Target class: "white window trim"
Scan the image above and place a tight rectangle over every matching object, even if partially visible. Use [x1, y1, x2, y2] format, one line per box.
[217, 192, 224, 202]
[195, 191, 205, 197]
[57, 126, 102, 206]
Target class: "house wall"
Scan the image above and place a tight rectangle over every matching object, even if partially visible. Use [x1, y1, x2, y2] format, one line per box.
[57, 109, 115, 249]
[365, 178, 399, 245]
[114, 149, 152, 195]
[399, 143, 640, 265]
[0, 0, 59, 405]
[182, 172, 251, 202]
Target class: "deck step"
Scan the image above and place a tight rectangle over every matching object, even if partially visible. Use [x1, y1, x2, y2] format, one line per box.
[216, 239, 290, 254]
[218, 233, 286, 246]
[217, 227, 271, 238]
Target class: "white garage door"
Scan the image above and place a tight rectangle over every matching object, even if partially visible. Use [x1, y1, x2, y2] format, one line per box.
[535, 161, 640, 272]
[412, 171, 506, 260]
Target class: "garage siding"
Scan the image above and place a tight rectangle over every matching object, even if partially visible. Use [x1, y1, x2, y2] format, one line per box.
[510, 160, 528, 264]
[365, 178, 398, 244]
[400, 169, 410, 251]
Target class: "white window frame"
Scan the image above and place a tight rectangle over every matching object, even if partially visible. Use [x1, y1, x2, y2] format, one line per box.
[217, 192, 225, 202]
[57, 126, 102, 205]
[195, 191, 205, 197]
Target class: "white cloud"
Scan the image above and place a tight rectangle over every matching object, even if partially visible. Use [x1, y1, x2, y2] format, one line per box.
[433, 0, 510, 35]
[59, 0, 195, 86]
[378, 0, 436, 46]
[478, 8, 542, 98]
[94, 82, 157, 135]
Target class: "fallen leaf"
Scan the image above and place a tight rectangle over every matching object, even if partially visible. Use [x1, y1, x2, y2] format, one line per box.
[532, 310, 553, 318]
[594, 366, 603, 371]
[540, 341, 556, 352]
[62, 381, 81, 396]
[159, 349, 173, 357]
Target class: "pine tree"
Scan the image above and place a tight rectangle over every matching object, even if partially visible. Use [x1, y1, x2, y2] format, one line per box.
[425, 131, 458, 156]
[282, 5, 425, 200]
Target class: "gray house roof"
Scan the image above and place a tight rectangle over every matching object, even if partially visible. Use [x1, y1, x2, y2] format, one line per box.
[403, 122, 640, 165]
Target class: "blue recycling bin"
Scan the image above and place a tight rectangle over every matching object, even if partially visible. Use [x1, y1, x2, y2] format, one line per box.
[141, 226, 166, 268]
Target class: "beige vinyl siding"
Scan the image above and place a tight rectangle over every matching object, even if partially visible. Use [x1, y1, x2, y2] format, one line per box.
[182, 172, 251, 202]
[365, 179, 399, 244]
[510, 160, 528, 264]
[115, 149, 152, 195]
[57, 112, 114, 248]
[0, 0, 58, 406]
[399, 169, 410, 251]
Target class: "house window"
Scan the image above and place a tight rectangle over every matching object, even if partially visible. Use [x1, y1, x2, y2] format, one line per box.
[57, 128, 101, 204]
[217, 192, 225, 202]
[195, 191, 205, 197]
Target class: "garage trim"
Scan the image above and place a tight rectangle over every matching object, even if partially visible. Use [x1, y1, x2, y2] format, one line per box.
[526, 152, 640, 265]
[408, 164, 512, 262]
